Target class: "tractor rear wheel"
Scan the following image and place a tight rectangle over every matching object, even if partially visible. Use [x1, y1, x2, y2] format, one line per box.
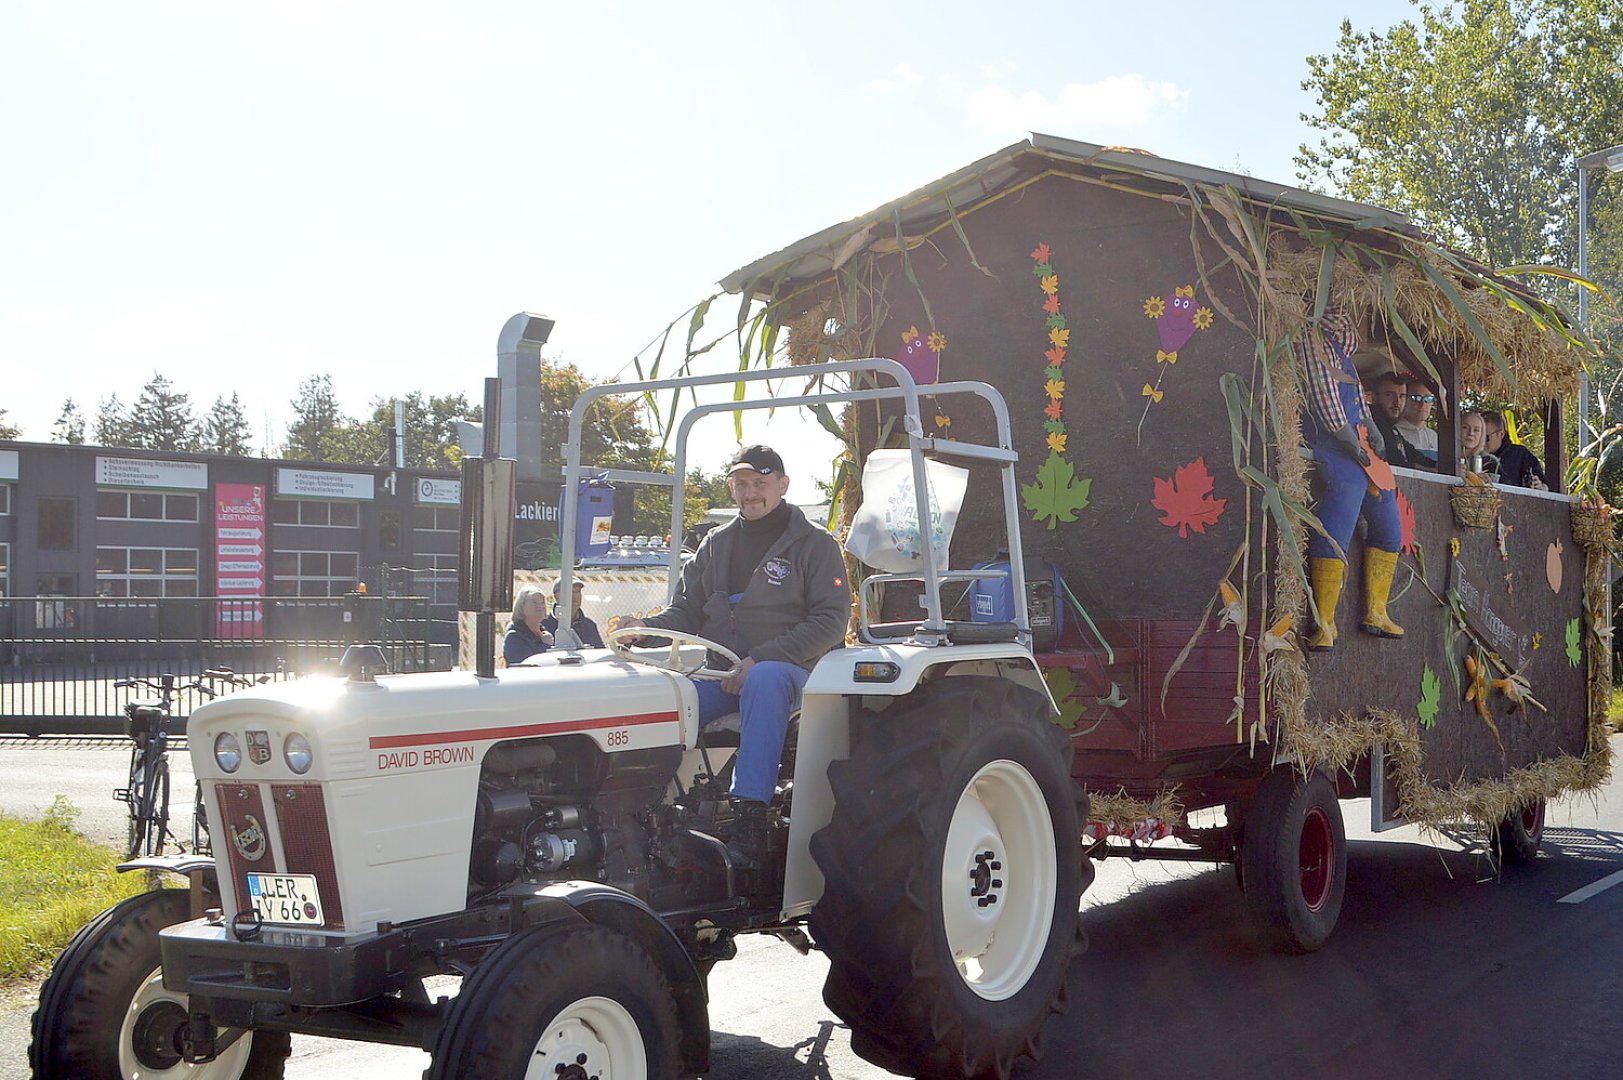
[811, 676, 1085, 1080]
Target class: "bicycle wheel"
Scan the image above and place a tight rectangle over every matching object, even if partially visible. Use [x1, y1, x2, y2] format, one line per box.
[191, 780, 211, 855]
[123, 747, 146, 861]
[143, 759, 171, 857]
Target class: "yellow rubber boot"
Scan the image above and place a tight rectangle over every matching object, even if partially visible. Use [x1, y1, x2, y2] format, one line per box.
[1361, 548, 1405, 639]
[1306, 557, 1345, 651]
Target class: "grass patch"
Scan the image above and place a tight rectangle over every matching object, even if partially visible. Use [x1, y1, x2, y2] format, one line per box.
[0, 797, 146, 982]
[1611, 688, 1623, 734]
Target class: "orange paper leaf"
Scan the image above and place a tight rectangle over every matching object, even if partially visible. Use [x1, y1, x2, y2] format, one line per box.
[1152, 457, 1228, 538]
[1043, 400, 1063, 420]
[1042, 293, 1062, 315]
[1031, 242, 1051, 263]
[1044, 347, 1067, 365]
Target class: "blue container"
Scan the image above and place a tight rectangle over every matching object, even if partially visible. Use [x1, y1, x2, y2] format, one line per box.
[566, 477, 617, 559]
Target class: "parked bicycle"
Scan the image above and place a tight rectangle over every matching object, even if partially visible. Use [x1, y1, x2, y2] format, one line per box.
[113, 668, 266, 859]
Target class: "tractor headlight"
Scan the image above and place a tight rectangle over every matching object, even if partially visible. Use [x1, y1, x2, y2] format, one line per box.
[214, 732, 242, 774]
[284, 732, 313, 775]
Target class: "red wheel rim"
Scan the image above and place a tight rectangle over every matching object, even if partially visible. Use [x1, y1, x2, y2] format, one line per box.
[1299, 806, 1335, 912]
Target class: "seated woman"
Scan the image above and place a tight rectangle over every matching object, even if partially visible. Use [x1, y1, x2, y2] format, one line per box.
[1483, 410, 1549, 490]
[1460, 410, 1493, 475]
[502, 584, 554, 665]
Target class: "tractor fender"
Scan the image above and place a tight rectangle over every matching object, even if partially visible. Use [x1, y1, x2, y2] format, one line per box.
[528, 881, 710, 1077]
[117, 855, 220, 918]
[805, 642, 1057, 710]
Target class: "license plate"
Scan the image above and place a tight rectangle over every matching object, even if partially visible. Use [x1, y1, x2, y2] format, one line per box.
[245, 873, 325, 925]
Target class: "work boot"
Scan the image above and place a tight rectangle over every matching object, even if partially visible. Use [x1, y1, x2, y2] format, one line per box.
[725, 798, 771, 869]
[1306, 557, 1346, 651]
[1361, 548, 1405, 639]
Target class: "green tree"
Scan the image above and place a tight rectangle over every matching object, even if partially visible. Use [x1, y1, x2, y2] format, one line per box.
[540, 359, 669, 532]
[201, 393, 256, 457]
[0, 408, 19, 440]
[128, 373, 199, 451]
[282, 374, 368, 463]
[93, 394, 132, 447]
[360, 391, 479, 471]
[52, 399, 85, 444]
[1298, 0, 1623, 273]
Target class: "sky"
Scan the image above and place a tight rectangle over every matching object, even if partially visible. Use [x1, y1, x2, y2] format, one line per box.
[1, 0, 1426, 493]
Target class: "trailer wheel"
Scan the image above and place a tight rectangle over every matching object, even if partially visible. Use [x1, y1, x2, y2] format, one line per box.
[1240, 768, 1346, 954]
[810, 676, 1083, 1080]
[427, 923, 680, 1080]
[29, 888, 289, 1079]
[1492, 799, 1546, 863]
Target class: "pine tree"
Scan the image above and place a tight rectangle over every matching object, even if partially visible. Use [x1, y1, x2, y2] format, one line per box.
[93, 394, 132, 448]
[0, 408, 19, 440]
[128, 373, 199, 451]
[52, 399, 86, 444]
[283, 374, 367, 462]
[201, 393, 256, 456]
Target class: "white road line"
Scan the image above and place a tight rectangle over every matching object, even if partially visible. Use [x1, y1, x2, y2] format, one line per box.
[1558, 868, 1623, 904]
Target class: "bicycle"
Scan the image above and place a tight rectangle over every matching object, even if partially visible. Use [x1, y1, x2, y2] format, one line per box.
[113, 668, 265, 859]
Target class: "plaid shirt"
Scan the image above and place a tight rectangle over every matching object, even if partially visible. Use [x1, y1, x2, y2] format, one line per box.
[1299, 306, 1361, 435]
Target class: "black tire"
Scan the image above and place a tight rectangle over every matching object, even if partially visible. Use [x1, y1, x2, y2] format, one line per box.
[29, 888, 290, 1079]
[426, 923, 681, 1079]
[1493, 799, 1546, 864]
[192, 779, 212, 855]
[1240, 767, 1346, 954]
[810, 676, 1083, 1080]
[123, 746, 146, 860]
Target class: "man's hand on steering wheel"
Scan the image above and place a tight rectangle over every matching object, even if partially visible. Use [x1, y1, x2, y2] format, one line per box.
[721, 656, 755, 696]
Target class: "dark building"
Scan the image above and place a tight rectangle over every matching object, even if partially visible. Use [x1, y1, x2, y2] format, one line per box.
[0, 440, 462, 657]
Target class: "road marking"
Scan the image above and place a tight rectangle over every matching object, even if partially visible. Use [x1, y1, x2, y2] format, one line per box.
[1558, 868, 1623, 904]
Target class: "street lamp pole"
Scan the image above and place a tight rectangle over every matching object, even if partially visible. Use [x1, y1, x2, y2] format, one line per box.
[1576, 143, 1623, 446]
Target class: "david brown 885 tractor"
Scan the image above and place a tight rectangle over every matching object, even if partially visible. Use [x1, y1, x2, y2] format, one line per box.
[31, 359, 1092, 1080]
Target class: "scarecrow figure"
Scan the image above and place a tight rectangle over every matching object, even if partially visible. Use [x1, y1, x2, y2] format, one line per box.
[1300, 305, 1404, 650]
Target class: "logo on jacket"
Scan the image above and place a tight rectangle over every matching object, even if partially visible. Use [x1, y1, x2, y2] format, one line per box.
[231, 814, 267, 862]
[764, 556, 791, 585]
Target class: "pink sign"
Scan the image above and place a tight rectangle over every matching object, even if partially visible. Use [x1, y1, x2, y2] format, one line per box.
[215, 483, 267, 639]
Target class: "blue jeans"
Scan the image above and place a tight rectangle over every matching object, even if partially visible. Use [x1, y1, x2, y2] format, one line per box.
[695, 660, 809, 803]
[1308, 434, 1401, 561]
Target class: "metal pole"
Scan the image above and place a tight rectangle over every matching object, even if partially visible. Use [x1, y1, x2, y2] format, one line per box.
[476, 377, 501, 679]
[1579, 165, 1591, 446]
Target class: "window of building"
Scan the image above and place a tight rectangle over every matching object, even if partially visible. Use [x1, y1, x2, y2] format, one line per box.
[412, 505, 459, 532]
[95, 547, 200, 597]
[38, 498, 76, 550]
[0, 541, 9, 597]
[270, 550, 360, 597]
[272, 499, 361, 527]
[416, 553, 459, 606]
[0, 484, 11, 515]
[95, 490, 199, 522]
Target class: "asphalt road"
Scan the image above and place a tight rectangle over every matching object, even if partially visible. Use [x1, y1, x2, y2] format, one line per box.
[4, 736, 1622, 1078]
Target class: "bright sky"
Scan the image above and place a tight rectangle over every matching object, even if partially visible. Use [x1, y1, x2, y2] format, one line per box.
[2, 0, 1423, 492]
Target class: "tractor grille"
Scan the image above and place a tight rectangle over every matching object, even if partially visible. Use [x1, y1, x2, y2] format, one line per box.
[271, 783, 345, 927]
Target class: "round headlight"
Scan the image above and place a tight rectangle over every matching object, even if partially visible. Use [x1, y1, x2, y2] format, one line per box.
[284, 732, 313, 775]
[214, 732, 242, 774]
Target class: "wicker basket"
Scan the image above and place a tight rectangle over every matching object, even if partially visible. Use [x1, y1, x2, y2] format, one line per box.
[1570, 502, 1616, 552]
[1450, 483, 1501, 529]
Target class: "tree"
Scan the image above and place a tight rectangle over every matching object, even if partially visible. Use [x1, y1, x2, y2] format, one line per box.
[128, 373, 199, 451]
[540, 359, 669, 532]
[360, 391, 479, 471]
[201, 393, 256, 456]
[52, 399, 86, 444]
[282, 374, 368, 463]
[1298, 0, 1623, 273]
[0, 408, 19, 440]
[93, 394, 132, 448]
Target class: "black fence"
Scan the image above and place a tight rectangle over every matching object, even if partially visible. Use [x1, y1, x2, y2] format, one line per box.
[0, 594, 452, 736]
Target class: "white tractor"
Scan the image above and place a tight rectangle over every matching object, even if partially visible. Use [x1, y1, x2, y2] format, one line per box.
[31, 359, 1091, 1079]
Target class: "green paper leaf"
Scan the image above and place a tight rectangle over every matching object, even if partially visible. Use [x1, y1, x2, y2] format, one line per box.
[1566, 617, 1582, 667]
[1022, 450, 1092, 529]
[1043, 419, 1066, 435]
[1417, 666, 1441, 729]
[1043, 667, 1085, 729]
[1044, 365, 1064, 381]
[1032, 262, 1052, 277]
[1047, 313, 1068, 330]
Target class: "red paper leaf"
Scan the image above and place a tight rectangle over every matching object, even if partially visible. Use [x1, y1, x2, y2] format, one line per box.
[1031, 242, 1051, 263]
[1042, 293, 1062, 315]
[1152, 457, 1228, 538]
[1397, 489, 1418, 554]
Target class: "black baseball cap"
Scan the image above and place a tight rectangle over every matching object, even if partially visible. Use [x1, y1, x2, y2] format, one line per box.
[727, 444, 785, 475]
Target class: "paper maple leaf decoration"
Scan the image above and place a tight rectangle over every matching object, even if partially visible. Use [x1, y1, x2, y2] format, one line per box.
[1022, 450, 1092, 529]
[1152, 457, 1227, 538]
[1043, 667, 1086, 729]
[1417, 665, 1441, 729]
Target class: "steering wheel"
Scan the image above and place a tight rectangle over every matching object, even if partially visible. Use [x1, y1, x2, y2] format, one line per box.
[604, 626, 743, 680]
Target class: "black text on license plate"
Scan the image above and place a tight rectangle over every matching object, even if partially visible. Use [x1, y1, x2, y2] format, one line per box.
[246, 873, 324, 925]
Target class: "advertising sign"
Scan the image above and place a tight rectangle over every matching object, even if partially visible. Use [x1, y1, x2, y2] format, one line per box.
[276, 468, 374, 501]
[96, 456, 208, 490]
[417, 477, 462, 505]
[215, 482, 267, 639]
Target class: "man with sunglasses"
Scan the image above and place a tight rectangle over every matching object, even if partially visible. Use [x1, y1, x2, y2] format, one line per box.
[1396, 376, 1439, 467]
